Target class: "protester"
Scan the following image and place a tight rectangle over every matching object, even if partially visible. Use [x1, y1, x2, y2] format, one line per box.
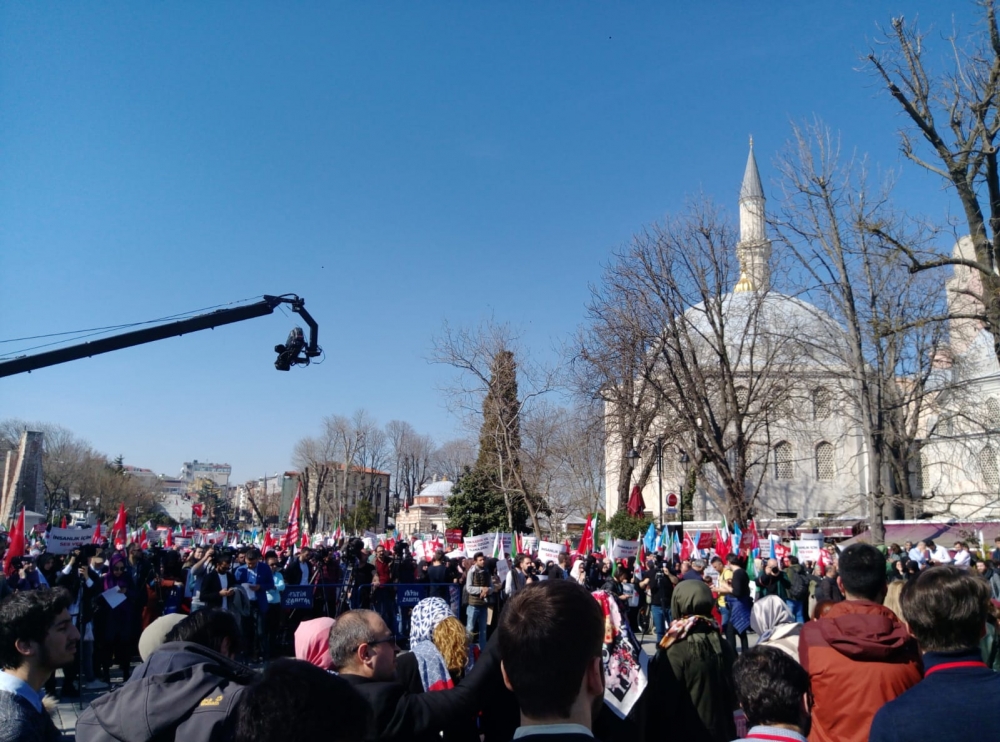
[952, 540, 971, 569]
[200, 551, 236, 611]
[233, 547, 274, 661]
[498, 580, 604, 742]
[649, 557, 676, 645]
[57, 544, 103, 696]
[137, 613, 186, 661]
[646, 579, 738, 742]
[294, 616, 336, 670]
[869, 566, 1000, 741]
[95, 553, 137, 684]
[756, 558, 790, 599]
[731, 646, 812, 742]
[329, 608, 497, 742]
[783, 555, 809, 623]
[798, 543, 921, 742]
[504, 554, 531, 599]
[0, 588, 79, 742]
[974, 559, 1000, 600]
[750, 595, 801, 662]
[232, 658, 366, 742]
[721, 553, 751, 654]
[76, 608, 255, 742]
[464, 552, 493, 650]
[814, 563, 843, 603]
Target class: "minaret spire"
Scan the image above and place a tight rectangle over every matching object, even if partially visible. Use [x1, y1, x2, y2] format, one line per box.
[734, 138, 771, 293]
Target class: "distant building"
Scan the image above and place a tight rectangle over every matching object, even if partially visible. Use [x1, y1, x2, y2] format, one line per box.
[122, 465, 159, 490]
[0, 430, 44, 524]
[395, 478, 453, 537]
[180, 460, 232, 488]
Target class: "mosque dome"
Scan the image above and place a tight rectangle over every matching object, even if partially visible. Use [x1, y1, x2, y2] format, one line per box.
[418, 479, 454, 501]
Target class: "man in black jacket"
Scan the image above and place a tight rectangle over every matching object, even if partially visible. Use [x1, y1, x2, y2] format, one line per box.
[498, 579, 605, 742]
[814, 563, 844, 604]
[330, 608, 498, 742]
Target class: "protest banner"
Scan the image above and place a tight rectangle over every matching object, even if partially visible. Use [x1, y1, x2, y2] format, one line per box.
[522, 536, 538, 555]
[174, 537, 192, 549]
[496, 556, 510, 582]
[612, 539, 640, 559]
[281, 585, 315, 609]
[463, 534, 493, 557]
[46, 527, 97, 555]
[791, 540, 822, 563]
[501, 533, 512, 555]
[537, 540, 565, 564]
[445, 529, 463, 548]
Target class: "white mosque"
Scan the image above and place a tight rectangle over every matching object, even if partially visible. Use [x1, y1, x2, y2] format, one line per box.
[604, 144, 1000, 531]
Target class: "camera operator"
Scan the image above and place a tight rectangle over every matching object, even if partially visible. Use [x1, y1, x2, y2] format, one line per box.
[756, 557, 792, 600]
[56, 545, 104, 697]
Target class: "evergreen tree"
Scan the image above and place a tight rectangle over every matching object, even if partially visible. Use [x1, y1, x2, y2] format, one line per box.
[445, 466, 527, 535]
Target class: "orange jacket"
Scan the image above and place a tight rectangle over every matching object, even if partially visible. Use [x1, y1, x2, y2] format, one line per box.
[798, 599, 922, 742]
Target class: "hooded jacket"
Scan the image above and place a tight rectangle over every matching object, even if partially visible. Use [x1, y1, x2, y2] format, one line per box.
[75, 641, 256, 742]
[644, 581, 737, 742]
[798, 600, 921, 742]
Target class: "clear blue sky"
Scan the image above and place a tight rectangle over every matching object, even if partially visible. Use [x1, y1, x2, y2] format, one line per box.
[0, 2, 976, 482]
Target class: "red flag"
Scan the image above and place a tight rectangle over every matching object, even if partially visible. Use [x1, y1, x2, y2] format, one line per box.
[3, 508, 25, 577]
[262, 530, 275, 553]
[165, 528, 174, 548]
[192, 503, 204, 518]
[60, 515, 67, 529]
[626, 485, 646, 517]
[576, 514, 594, 556]
[92, 519, 102, 545]
[139, 529, 148, 550]
[301, 530, 310, 549]
[714, 526, 731, 561]
[111, 504, 127, 546]
[681, 531, 696, 562]
[285, 483, 302, 548]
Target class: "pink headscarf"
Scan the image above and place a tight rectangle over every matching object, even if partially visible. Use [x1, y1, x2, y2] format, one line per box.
[295, 617, 336, 670]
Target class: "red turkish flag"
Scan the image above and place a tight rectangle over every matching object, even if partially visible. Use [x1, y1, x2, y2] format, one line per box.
[627, 485, 646, 517]
[2, 508, 25, 577]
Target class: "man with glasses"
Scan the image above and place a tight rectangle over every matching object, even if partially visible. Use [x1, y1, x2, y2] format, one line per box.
[330, 609, 497, 742]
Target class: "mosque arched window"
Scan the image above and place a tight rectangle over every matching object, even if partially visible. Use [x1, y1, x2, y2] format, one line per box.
[815, 442, 835, 481]
[774, 442, 793, 479]
[980, 446, 1000, 489]
[812, 387, 832, 420]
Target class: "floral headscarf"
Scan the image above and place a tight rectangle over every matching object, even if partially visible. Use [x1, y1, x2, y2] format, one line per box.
[409, 597, 454, 692]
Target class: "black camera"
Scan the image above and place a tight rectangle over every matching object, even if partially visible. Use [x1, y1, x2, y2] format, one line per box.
[275, 327, 306, 371]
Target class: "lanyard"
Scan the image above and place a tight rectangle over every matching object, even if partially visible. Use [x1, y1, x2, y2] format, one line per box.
[924, 660, 987, 676]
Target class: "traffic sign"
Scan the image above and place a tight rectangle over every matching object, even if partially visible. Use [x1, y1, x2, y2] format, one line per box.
[666, 492, 678, 514]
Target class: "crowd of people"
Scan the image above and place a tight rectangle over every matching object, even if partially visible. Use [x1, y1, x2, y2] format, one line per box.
[1, 529, 999, 742]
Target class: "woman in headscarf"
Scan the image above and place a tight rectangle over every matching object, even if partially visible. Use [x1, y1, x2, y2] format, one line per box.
[395, 597, 478, 742]
[644, 580, 737, 742]
[294, 616, 336, 671]
[749, 594, 801, 662]
[97, 553, 137, 683]
[570, 557, 587, 586]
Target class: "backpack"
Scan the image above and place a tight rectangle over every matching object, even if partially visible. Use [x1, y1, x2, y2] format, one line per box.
[789, 567, 810, 601]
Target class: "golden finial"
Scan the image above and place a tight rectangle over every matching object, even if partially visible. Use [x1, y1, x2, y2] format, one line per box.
[734, 272, 755, 293]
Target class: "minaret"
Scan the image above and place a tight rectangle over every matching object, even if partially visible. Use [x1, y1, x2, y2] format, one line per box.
[734, 138, 772, 293]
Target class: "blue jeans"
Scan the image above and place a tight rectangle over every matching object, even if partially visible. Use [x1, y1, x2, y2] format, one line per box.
[651, 605, 667, 645]
[466, 604, 488, 649]
[786, 599, 805, 624]
[719, 604, 730, 630]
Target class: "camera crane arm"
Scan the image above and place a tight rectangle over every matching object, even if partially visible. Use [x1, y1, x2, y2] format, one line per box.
[0, 294, 320, 379]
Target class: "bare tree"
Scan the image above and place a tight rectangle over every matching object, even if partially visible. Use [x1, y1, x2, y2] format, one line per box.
[867, 4, 1000, 363]
[292, 432, 337, 533]
[386, 420, 435, 505]
[772, 121, 946, 541]
[594, 200, 810, 526]
[431, 438, 477, 483]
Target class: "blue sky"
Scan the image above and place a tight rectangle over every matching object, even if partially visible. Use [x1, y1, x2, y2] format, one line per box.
[0, 2, 976, 482]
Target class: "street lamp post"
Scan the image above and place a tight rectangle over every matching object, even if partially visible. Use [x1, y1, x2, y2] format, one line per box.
[656, 438, 664, 527]
[679, 450, 690, 538]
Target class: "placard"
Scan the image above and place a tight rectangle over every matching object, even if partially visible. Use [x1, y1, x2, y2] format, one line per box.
[46, 527, 96, 555]
[496, 556, 510, 582]
[281, 585, 315, 609]
[445, 528, 464, 547]
[537, 540, 565, 564]
[612, 539, 640, 559]
[791, 540, 822, 563]
[522, 536, 538, 555]
[463, 534, 493, 557]
[696, 532, 715, 549]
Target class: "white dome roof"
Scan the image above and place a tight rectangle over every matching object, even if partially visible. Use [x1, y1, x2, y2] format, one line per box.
[419, 480, 454, 499]
[684, 291, 848, 369]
